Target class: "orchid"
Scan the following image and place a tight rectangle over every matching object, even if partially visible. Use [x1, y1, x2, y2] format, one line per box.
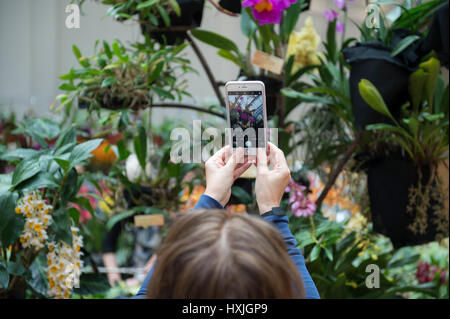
[323, 0, 356, 33]
[286, 178, 317, 218]
[323, 9, 338, 22]
[242, 0, 296, 25]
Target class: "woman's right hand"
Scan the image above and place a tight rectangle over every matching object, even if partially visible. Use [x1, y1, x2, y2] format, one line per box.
[255, 143, 291, 215]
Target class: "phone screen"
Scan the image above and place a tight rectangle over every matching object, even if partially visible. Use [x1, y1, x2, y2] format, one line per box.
[228, 90, 266, 149]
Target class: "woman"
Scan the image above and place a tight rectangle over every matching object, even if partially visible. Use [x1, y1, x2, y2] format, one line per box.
[135, 143, 320, 299]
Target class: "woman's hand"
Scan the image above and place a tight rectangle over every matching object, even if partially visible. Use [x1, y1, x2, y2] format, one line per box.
[204, 145, 252, 206]
[255, 142, 291, 215]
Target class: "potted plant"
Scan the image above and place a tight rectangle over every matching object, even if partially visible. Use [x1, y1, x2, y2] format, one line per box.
[191, 0, 312, 121]
[140, 0, 205, 46]
[98, 0, 205, 45]
[358, 56, 448, 247]
[343, 0, 446, 130]
[54, 38, 194, 113]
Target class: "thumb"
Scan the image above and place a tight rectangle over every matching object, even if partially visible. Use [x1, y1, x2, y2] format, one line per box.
[256, 147, 268, 173]
[226, 147, 245, 169]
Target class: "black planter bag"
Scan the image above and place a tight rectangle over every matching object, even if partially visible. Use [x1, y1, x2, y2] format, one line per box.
[243, 75, 283, 117]
[417, 0, 449, 67]
[218, 0, 242, 14]
[343, 41, 416, 130]
[367, 156, 441, 248]
[141, 0, 204, 45]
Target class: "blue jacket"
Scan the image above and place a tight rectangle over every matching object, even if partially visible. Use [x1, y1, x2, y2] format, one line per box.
[135, 194, 320, 299]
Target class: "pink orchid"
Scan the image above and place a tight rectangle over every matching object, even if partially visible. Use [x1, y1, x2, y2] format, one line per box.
[323, 9, 338, 22]
[336, 21, 345, 33]
[242, 0, 296, 25]
[285, 178, 317, 218]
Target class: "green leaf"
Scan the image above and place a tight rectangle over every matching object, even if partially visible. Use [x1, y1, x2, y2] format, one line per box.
[326, 19, 337, 63]
[169, 0, 181, 16]
[0, 173, 13, 195]
[74, 196, 94, 215]
[388, 254, 420, 268]
[149, 61, 164, 83]
[310, 244, 321, 262]
[190, 29, 239, 53]
[7, 261, 26, 276]
[101, 76, 117, 88]
[54, 127, 77, 152]
[408, 68, 428, 111]
[26, 255, 49, 297]
[281, 88, 334, 105]
[137, 0, 158, 10]
[68, 207, 80, 224]
[0, 212, 24, 247]
[157, 5, 171, 27]
[419, 57, 441, 109]
[0, 263, 9, 289]
[106, 210, 136, 231]
[217, 50, 244, 69]
[11, 159, 42, 187]
[358, 79, 395, 122]
[0, 148, 39, 161]
[133, 125, 147, 170]
[0, 192, 18, 233]
[15, 172, 60, 192]
[117, 140, 131, 161]
[54, 158, 71, 172]
[103, 40, 112, 59]
[281, 0, 303, 38]
[324, 247, 333, 262]
[72, 45, 82, 59]
[69, 138, 103, 167]
[151, 86, 175, 99]
[231, 185, 252, 205]
[391, 35, 420, 57]
[51, 209, 73, 245]
[241, 8, 257, 37]
[73, 273, 111, 295]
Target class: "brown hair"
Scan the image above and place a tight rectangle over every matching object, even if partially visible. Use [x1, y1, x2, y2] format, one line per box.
[147, 209, 305, 299]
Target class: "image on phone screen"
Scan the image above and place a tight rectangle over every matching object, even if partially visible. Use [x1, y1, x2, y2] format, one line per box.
[228, 90, 265, 149]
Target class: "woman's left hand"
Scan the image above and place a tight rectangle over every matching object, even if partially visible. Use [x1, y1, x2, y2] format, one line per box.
[204, 145, 252, 206]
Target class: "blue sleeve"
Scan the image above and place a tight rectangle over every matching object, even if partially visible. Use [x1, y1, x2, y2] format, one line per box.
[263, 214, 320, 299]
[135, 194, 222, 298]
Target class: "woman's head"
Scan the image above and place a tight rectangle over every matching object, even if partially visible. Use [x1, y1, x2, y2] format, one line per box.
[147, 209, 305, 299]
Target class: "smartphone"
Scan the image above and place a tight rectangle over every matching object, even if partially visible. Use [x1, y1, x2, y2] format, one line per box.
[225, 81, 268, 154]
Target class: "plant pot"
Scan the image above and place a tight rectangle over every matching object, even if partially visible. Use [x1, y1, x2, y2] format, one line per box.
[227, 178, 253, 206]
[140, 0, 204, 45]
[367, 155, 443, 248]
[218, 0, 241, 14]
[242, 75, 283, 117]
[343, 42, 416, 130]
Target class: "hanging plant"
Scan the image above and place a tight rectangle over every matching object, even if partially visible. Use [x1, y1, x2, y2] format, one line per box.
[54, 39, 194, 112]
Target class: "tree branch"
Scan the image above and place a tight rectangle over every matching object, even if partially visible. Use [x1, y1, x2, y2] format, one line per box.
[315, 132, 362, 209]
[149, 103, 225, 119]
[186, 33, 226, 107]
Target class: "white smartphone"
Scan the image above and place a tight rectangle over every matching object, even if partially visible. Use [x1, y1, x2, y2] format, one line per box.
[225, 81, 268, 154]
